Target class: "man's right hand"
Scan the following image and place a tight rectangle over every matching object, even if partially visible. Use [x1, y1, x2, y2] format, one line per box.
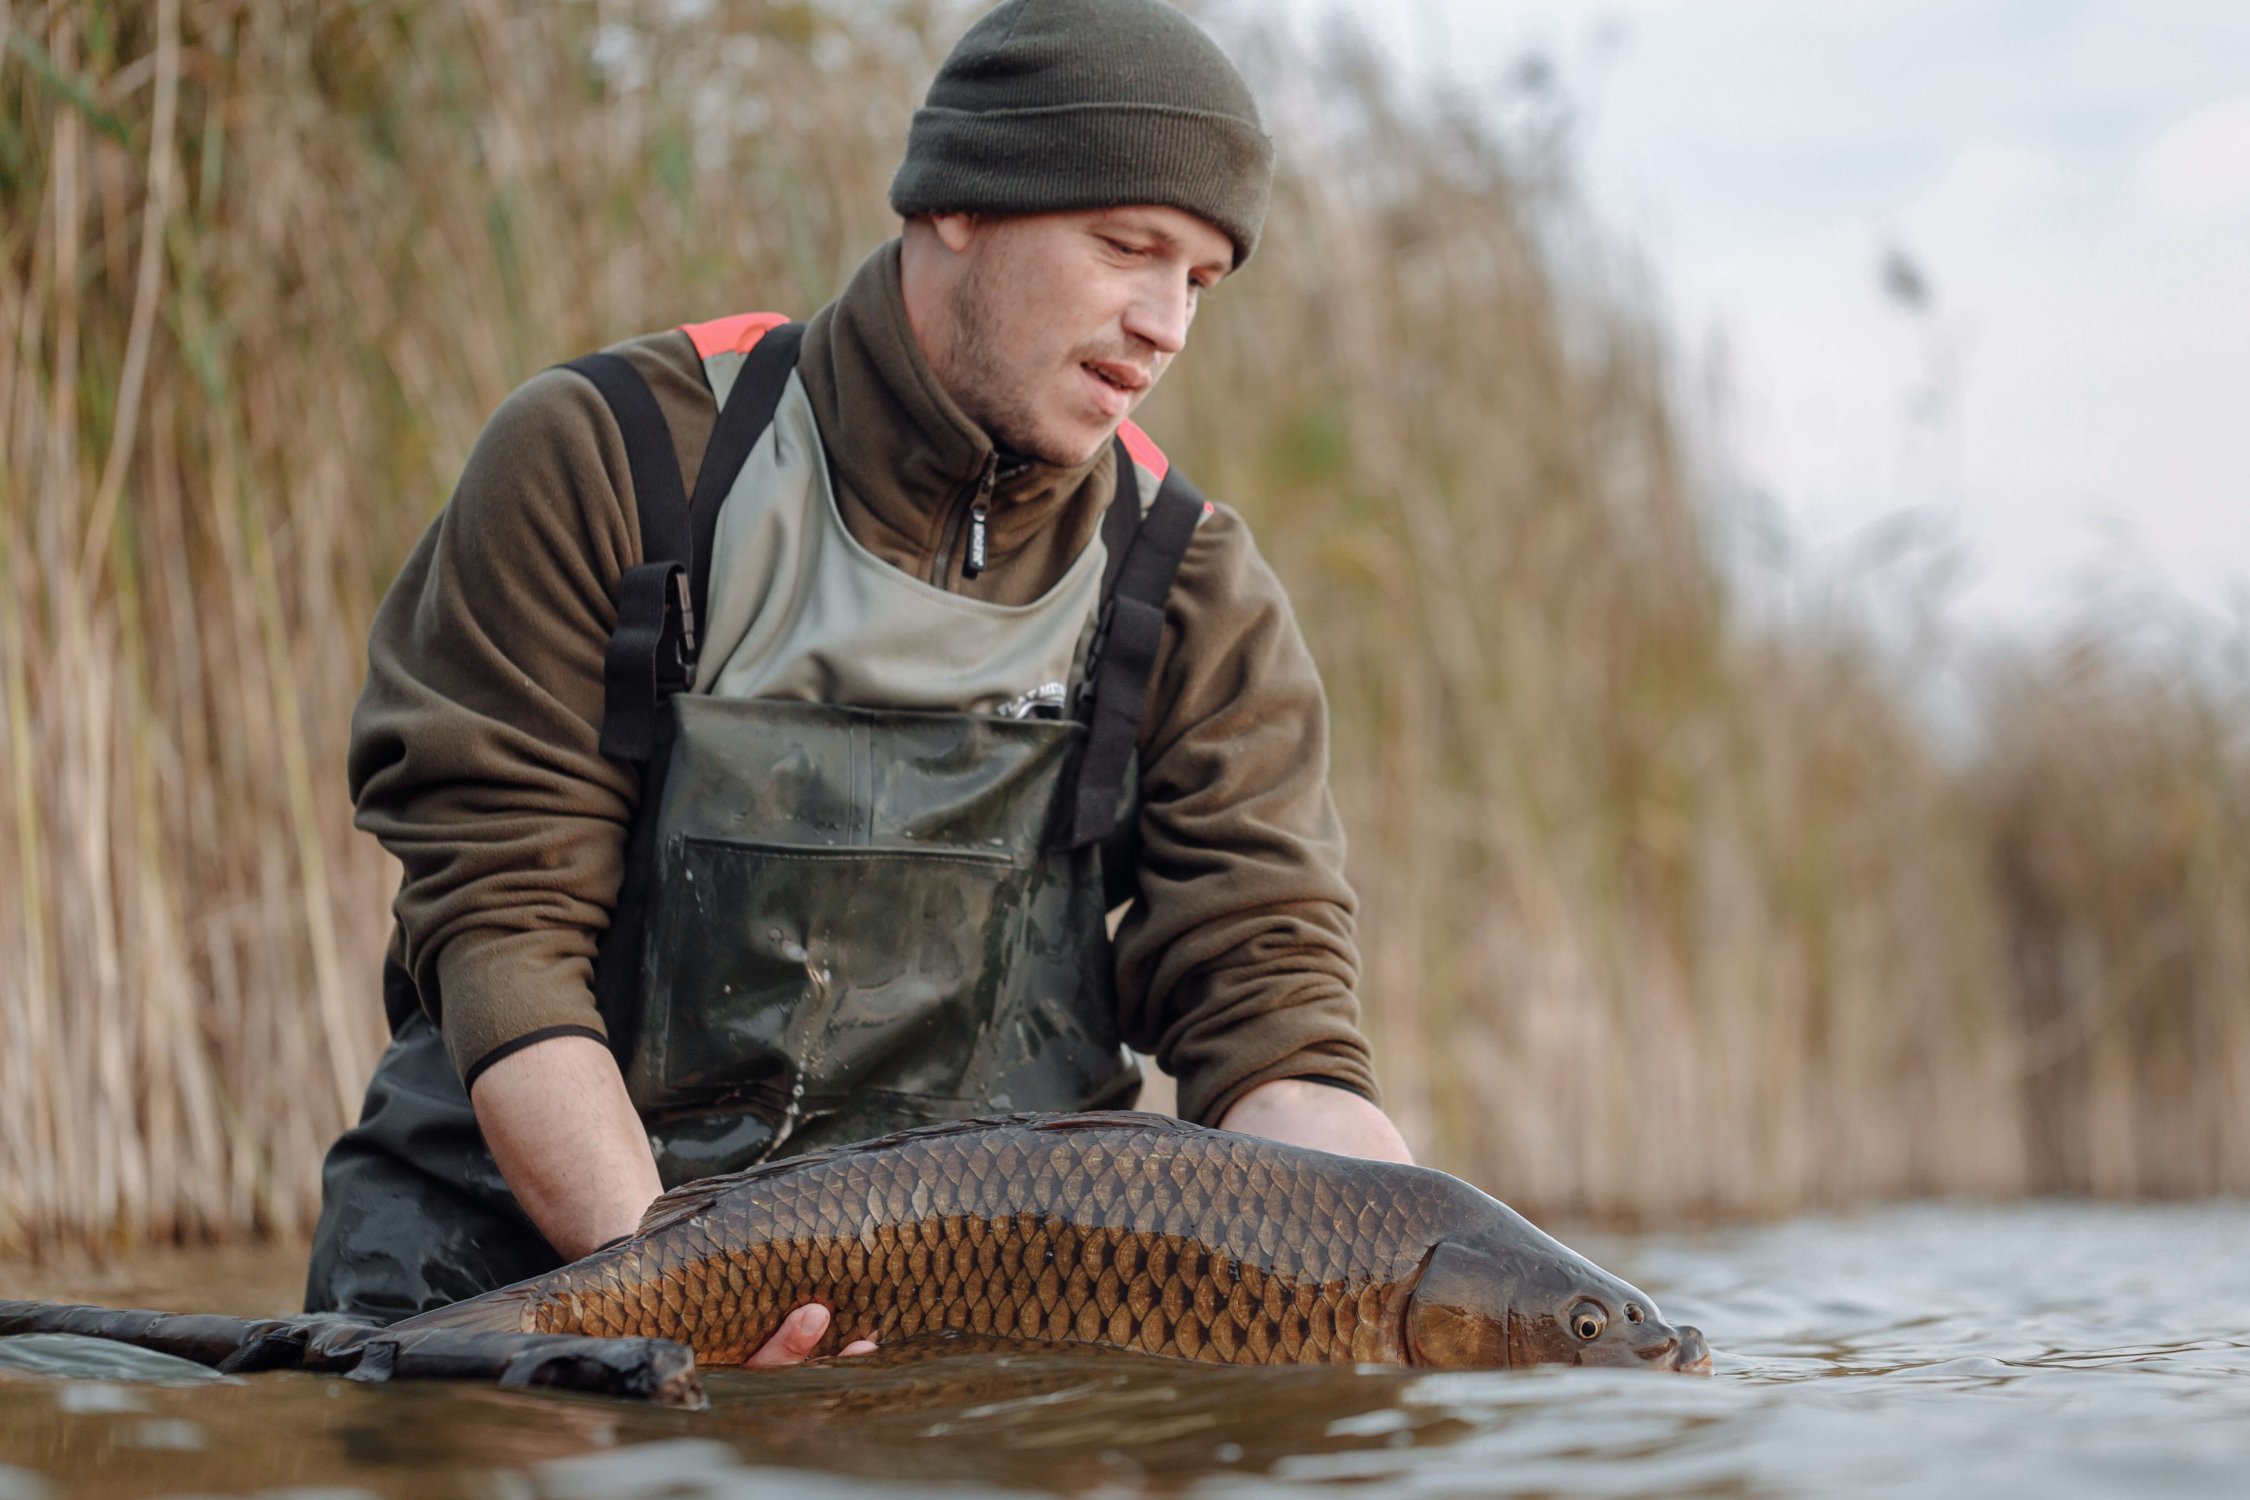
[470, 1032, 877, 1366]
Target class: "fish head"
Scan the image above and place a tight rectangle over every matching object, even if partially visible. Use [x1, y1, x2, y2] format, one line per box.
[1403, 1233, 1711, 1375]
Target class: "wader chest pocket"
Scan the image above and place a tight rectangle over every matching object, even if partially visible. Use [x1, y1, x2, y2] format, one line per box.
[629, 834, 1025, 1113]
[617, 697, 1137, 1172]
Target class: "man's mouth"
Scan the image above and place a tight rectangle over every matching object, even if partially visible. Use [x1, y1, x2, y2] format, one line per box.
[1082, 360, 1149, 396]
[1079, 360, 1149, 421]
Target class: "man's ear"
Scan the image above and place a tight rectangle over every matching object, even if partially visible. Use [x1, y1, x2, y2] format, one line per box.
[928, 212, 978, 253]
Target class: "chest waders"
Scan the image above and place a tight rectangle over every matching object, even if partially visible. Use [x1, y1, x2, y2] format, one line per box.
[306, 317, 1207, 1322]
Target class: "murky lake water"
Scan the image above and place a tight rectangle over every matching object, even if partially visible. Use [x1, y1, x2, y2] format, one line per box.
[3, 1201, 2246, 1498]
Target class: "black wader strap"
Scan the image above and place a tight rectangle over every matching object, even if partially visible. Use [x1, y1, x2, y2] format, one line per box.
[1058, 441, 1208, 851]
[567, 352, 694, 764]
[564, 326, 805, 1055]
[568, 330, 805, 764]
[688, 325, 804, 632]
[1097, 437, 1145, 602]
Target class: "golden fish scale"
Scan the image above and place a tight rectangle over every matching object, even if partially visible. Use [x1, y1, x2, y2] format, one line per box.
[528, 1119, 1463, 1366]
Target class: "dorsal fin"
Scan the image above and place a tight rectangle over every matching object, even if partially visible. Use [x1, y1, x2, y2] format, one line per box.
[632, 1110, 1193, 1237]
[1027, 1109, 1200, 1137]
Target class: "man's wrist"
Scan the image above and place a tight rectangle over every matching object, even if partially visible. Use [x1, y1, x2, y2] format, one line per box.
[1216, 1076, 1414, 1164]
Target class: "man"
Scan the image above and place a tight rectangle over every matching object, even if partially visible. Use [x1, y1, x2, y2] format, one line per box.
[307, 0, 1411, 1365]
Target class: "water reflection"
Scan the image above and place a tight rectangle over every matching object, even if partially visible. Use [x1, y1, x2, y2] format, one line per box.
[4, 1202, 2250, 1498]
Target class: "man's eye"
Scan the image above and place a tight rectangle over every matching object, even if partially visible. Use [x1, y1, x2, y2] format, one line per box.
[1104, 237, 1143, 258]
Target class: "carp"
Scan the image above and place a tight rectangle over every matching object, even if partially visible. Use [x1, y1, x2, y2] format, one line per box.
[398, 1111, 1710, 1374]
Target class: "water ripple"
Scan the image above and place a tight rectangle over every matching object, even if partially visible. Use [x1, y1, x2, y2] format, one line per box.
[4, 1202, 2250, 1497]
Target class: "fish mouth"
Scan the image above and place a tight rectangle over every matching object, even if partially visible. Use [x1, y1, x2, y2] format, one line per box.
[1631, 1324, 1712, 1375]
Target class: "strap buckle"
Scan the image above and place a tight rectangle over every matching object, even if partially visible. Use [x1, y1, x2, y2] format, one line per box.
[669, 568, 699, 668]
[1077, 599, 1118, 714]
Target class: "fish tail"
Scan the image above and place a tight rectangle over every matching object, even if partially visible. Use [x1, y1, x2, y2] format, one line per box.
[387, 1285, 538, 1337]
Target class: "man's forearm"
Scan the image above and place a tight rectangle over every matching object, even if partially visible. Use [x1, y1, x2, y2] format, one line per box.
[1217, 1076, 1414, 1163]
[468, 1033, 663, 1260]
[467, 1031, 878, 1363]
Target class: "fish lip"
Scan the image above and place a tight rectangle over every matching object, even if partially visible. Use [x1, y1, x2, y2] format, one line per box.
[1629, 1325, 1711, 1375]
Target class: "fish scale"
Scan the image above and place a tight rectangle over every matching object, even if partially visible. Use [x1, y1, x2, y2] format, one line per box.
[394, 1113, 1442, 1366]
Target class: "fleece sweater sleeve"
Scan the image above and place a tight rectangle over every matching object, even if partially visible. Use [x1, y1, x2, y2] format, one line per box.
[347, 336, 713, 1082]
[1111, 503, 1380, 1125]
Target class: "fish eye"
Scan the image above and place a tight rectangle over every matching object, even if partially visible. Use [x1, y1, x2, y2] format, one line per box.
[1570, 1303, 1607, 1341]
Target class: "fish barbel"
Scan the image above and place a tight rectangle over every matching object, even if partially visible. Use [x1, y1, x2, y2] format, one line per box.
[400, 1112, 1709, 1373]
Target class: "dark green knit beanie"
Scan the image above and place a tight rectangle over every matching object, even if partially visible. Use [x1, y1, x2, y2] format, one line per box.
[889, 0, 1275, 265]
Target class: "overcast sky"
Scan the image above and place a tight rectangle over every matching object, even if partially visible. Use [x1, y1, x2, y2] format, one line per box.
[1322, 0, 2250, 636]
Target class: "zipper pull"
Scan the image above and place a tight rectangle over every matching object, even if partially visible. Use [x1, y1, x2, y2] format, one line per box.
[963, 504, 989, 579]
[962, 457, 997, 579]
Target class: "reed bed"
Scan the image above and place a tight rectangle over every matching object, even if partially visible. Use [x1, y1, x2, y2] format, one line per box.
[1, 0, 2243, 1251]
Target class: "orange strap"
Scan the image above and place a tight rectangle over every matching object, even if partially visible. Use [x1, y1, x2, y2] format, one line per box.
[679, 312, 791, 359]
[1117, 420, 1169, 483]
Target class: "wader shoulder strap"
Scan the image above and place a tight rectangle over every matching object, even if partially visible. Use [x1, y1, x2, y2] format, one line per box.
[563, 328, 805, 765]
[564, 325, 804, 1054]
[688, 324, 805, 635]
[1059, 440, 1209, 851]
[567, 352, 696, 764]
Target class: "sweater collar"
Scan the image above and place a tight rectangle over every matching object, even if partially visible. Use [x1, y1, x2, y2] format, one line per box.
[797, 239, 1115, 565]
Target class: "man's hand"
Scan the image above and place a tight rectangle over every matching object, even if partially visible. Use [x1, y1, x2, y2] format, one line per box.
[1216, 1077, 1414, 1163]
[471, 1033, 876, 1366]
[750, 1304, 879, 1366]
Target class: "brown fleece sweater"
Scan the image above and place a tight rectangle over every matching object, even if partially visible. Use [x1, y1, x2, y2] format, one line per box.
[348, 241, 1375, 1126]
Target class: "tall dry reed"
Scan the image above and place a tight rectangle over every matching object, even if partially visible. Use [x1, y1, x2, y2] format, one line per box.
[1, 0, 2243, 1251]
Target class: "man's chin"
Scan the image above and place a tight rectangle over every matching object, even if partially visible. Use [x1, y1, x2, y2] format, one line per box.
[1008, 419, 1117, 471]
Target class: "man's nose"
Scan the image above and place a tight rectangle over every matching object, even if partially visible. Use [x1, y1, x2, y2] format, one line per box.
[1122, 283, 1192, 356]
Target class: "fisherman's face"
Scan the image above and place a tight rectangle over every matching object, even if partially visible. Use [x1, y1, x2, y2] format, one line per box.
[926, 206, 1236, 467]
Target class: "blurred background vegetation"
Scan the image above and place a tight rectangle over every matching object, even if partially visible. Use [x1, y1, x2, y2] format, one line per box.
[2, 0, 2245, 1253]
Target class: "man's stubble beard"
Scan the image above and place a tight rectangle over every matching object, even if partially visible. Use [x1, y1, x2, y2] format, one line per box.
[943, 249, 1103, 469]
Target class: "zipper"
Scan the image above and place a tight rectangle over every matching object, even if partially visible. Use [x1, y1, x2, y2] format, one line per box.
[932, 452, 1000, 589]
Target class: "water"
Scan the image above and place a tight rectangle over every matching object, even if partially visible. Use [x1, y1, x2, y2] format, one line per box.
[4, 1201, 2247, 1498]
